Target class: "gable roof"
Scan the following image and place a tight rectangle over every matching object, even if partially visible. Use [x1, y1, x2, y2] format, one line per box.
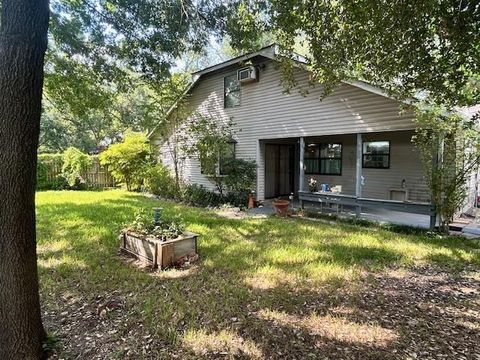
[148, 45, 478, 139]
[192, 44, 279, 78]
[147, 45, 280, 138]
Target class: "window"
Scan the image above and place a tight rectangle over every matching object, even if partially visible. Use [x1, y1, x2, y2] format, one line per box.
[362, 141, 390, 168]
[224, 74, 241, 108]
[219, 142, 236, 175]
[200, 141, 236, 175]
[305, 144, 320, 174]
[200, 152, 215, 175]
[304, 143, 342, 175]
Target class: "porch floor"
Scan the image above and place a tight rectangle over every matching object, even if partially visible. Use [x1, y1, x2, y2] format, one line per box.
[250, 199, 432, 229]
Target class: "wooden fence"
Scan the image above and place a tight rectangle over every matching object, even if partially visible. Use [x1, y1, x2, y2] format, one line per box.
[83, 159, 115, 188]
[42, 157, 115, 188]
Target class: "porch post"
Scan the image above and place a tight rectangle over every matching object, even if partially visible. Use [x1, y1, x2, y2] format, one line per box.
[256, 139, 261, 200]
[428, 138, 442, 230]
[299, 137, 305, 208]
[429, 206, 436, 230]
[355, 133, 363, 217]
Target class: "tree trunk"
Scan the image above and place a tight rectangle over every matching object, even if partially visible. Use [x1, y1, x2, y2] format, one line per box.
[0, 1, 50, 359]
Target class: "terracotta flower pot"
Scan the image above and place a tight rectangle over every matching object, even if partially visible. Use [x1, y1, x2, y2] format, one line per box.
[272, 199, 290, 217]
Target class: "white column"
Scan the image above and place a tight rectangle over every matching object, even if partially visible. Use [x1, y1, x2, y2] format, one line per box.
[299, 136, 305, 192]
[355, 133, 363, 217]
[256, 139, 261, 200]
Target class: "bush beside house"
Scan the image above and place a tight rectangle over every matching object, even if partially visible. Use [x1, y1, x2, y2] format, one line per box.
[143, 163, 255, 208]
[141, 158, 256, 208]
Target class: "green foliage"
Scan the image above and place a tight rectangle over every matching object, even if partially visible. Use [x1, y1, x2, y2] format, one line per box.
[49, 0, 228, 83]
[61, 147, 92, 188]
[228, 1, 480, 107]
[143, 161, 252, 208]
[181, 183, 249, 208]
[44, 0, 226, 154]
[182, 184, 225, 208]
[144, 164, 180, 200]
[37, 153, 66, 190]
[128, 208, 184, 239]
[413, 107, 480, 232]
[185, 114, 237, 194]
[223, 158, 256, 194]
[99, 131, 150, 191]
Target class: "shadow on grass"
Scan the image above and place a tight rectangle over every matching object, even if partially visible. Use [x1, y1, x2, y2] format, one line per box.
[36, 191, 480, 359]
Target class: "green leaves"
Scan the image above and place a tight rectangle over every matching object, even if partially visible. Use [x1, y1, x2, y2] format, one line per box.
[128, 208, 185, 239]
[413, 107, 480, 232]
[228, 0, 480, 107]
[49, 0, 228, 83]
[62, 147, 93, 187]
[99, 131, 150, 191]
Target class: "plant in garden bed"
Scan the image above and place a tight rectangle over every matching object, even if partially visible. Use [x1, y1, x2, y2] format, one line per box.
[126, 208, 185, 240]
[121, 206, 198, 270]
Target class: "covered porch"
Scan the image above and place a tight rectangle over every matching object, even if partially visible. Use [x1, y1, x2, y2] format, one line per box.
[255, 130, 437, 229]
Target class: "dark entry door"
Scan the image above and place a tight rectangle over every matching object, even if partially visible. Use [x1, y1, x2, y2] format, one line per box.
[265, 144, 295, 198]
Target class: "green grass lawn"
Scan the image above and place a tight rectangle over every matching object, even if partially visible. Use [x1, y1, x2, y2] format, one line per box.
[37, 190, 480, 359]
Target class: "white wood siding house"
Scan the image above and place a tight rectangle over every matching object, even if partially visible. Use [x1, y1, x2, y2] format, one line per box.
[150, 45, 476, 228]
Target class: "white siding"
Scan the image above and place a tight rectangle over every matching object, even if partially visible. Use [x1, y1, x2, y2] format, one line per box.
[153, 60, 420, 199]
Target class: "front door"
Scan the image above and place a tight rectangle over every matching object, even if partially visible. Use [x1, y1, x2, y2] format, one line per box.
[265, 144, 295, 198]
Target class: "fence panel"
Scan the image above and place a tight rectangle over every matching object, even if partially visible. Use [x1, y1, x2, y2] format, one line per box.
[42, 157, 115, 188]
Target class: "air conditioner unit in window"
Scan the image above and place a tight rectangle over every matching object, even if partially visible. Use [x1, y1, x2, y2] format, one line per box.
[237, 66, 258, 83]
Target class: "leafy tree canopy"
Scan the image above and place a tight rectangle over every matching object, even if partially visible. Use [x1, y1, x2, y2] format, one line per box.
[228, 0, 480, 108]
[49, 0, 229, 82]
[40, 0, 234, 153]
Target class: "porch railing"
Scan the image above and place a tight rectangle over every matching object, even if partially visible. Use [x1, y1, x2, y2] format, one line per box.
[298, 190, 436, 229]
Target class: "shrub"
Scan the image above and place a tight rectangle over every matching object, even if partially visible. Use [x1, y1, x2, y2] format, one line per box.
[182, 184, 224, 208]
[144, 164, 179, 199]
[223, 190, 250, 208]
[37, 153, 65, 190]
[61, 147, 92, 188]
[223, 159, 256, 194]
[99, 131, 150, 191]
[37, 160, 50, 190]
[181, 183, 250, 208]
[50, 175, 69, 190]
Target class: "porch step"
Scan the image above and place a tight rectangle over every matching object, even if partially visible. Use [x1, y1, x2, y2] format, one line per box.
[449, 223, 465, 232]
[462, 222, 480, 236]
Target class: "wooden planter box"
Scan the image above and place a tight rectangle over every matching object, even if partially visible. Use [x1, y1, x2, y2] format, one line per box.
[120, 231, 198, 269]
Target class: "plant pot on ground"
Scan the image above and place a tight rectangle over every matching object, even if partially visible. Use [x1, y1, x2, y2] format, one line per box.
[272, 199, 290, 217]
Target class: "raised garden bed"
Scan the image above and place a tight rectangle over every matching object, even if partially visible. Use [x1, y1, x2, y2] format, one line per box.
[120, 230, 198, 269]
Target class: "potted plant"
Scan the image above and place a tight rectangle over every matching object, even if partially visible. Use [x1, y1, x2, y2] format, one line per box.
[308, 177, 318, 192]
[120, 208, 198, 269]
[272, 198, 290, 217]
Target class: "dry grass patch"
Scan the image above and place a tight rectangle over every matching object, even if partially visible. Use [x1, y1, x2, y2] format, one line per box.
[183, 329, 263, 358]
[258, 309, 398, 347]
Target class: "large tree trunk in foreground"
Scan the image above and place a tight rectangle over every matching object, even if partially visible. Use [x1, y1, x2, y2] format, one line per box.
[0, 1, 50, 359]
